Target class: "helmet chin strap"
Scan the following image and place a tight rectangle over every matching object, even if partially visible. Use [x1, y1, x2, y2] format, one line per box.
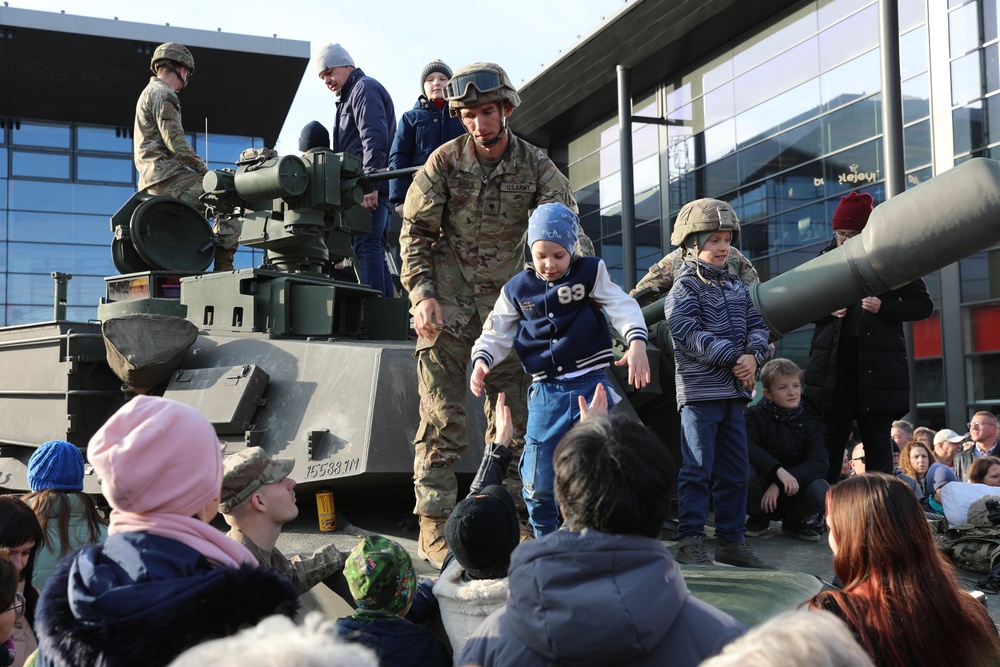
[471, 103, 508, 148]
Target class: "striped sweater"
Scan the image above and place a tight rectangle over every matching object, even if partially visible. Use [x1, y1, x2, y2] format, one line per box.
[664, 259, 771, 408]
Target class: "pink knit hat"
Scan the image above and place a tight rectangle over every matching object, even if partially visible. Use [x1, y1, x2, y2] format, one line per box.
[89, 395, 222, 517]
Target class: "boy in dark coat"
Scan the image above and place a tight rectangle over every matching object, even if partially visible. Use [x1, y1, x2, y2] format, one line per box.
[745, 358, 830, 542]
[336, 536, 450, 667]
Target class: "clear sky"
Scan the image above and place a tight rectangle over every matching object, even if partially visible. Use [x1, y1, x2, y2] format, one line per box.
[15, 0, 630, 154]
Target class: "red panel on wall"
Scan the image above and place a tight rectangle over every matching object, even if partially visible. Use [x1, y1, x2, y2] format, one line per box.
[973, 305, 1000, 353]
[913, 312, 941, 359]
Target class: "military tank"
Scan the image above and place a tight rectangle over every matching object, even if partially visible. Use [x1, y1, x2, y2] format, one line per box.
[1, 150, 1000, 497]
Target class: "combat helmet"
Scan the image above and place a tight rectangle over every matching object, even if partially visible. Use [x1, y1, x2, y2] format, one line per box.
[150, 42, 195, 75]
[669, 198, 740, 248]
[444, 62, 521, 116]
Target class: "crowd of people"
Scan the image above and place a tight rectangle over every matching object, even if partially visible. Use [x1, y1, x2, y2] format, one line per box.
[0, 40, 990, 667]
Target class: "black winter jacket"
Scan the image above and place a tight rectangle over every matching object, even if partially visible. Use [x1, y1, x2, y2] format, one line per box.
[802, 240, 932, 415]
[745, 403, 829, 485]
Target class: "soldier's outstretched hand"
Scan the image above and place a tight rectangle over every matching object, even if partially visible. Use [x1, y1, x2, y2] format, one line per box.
[470, 359, 490, 398]
[615, 340, 650, 389]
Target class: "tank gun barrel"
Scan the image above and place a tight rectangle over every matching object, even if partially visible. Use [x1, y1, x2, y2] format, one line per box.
[753, 157, 1000, 339]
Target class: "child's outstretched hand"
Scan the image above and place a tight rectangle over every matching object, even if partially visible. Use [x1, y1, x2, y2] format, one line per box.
[615, 339, 650, 389]
[494, 392, 513, 446]
[470, 359, 490, 397]
[578, 383, 609, 422]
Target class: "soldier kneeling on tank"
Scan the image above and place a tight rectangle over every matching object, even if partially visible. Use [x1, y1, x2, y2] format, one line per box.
[220, 447, 354, 604]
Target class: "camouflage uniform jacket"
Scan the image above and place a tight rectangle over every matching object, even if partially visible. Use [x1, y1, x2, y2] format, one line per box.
[226, 527, 344, 595]
[400, 132, 585, 349]
[133, 76, 208, 191]
[630, 246, 759, 307]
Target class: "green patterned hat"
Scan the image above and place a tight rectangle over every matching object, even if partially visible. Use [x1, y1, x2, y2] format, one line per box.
[344, 536, 416, 614]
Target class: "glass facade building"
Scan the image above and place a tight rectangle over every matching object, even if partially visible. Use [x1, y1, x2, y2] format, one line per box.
[0, 121, 264, 325]
[547, 0, 1000, 426]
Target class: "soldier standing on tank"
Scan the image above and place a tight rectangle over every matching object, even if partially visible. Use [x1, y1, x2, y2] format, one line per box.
[399, 62, 590, 568]
[630, 246, 759, 307]
[133, 42, 239, 272]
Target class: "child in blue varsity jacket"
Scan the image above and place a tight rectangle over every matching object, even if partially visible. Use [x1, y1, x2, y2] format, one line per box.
[664, 198, 772, 569]
[470, 202, 650, 537]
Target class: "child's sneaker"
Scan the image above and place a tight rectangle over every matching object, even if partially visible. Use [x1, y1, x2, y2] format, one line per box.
[781, 516, 821, 542]
[715, 539, 773, 569]
[744, 515, 771, 537]
[675, 535, 712, 565]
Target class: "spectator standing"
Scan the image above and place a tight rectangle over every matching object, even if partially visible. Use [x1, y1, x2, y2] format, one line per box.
[932, 428, 965, 467]
[848, 442, 866, 475]
[389, 60, 464, 217]
[803, 192, 933, 483]
[399, 62, 588, 567]
[807, 473, 1000, 667]
[890, 420, 913, 451]
[316, 43, 396, 297]
[459, 415, 746, 667]
[744, 359, 829, 541]
[32, 396, 298, 667]
[21, 440, 107, 590]
[913, 426, 935, 450]
[664, 198, 772, 568]
[954, 412, 1000, 482]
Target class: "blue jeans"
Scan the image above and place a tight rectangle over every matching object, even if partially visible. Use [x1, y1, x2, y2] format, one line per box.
[354, 196, 393, 297]
[520, 369, 617, 537]
[676, 398, 749, 543]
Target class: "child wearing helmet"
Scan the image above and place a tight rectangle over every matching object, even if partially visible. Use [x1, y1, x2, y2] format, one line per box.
[469, 203, 649, 537]
[664, 198, 773, 568]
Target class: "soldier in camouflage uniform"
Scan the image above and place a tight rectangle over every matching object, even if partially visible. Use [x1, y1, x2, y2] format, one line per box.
[220, 447, 351, 599]
[133, 42, 240, 271]
[630, 246, 759, 307]
[400, 62, 591, 568]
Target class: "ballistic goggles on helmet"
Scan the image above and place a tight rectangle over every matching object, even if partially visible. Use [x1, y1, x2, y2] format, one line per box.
[444, 71, 505, 101]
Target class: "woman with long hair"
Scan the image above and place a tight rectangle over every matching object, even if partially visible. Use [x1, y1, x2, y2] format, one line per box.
[807, 473, 1000, 667]
[0, 496, 44, 667]
[21, 440, 107, 589]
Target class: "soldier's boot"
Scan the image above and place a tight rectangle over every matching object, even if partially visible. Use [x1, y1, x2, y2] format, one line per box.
[213, 247, 236, 272]
[417, 516, 449, 569]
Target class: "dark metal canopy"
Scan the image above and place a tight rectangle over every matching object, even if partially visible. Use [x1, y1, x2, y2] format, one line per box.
[0, 7, 309, 147]
[512, 0, 801, 147]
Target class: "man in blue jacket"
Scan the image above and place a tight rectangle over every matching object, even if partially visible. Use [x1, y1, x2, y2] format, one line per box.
[316, 43, 396, 297]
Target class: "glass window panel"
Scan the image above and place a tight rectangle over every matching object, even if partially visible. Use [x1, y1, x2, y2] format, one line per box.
[600, 123, 619, 148]
[906, 166, 934, 190]
[76, 126, 132, 154]
[736, 79, 821, 146]
[954, 101, 986, 155]
[779, 202, 829, 248]
[599, 172, 622, 209]
[960, 251, 990, 301]
[903, 120, 932, 171]
[950, 1, 981, 57]
[7, 273, 105, 306]
[600, 206, 622, 238]
[634, 155, 659, 194]
[820, 49, 881, 112]
[737, 139, 782, 186]
[823, 96, 882, 154]
[775, 162, 828, 213]
[633, 123, 658, 161]
[915, 358, 945, 403]
[987, 43, 1000, 95]
[818, 0, 874, 29]
[0, 211, 5, 241]
[8, 181, 134, 215]
[568, 152, 600, 192]
[902, 74, 931, 124]
[7, 242, 115, 275]
[819, 4, 879, 71]
[780, 119, 824, 170]
[899, 0, 927, 32]
[580, 210, 600, 241]
[11, 122, 70, 148]
[824, 140, 883, 196]
[703, 154, 739, 196]
[77, 156, 134, 184]
[734, 38, 820, 112]
[568, 127, 602, 163]
[576, 182, 601, 218]
[742, 220, 770, 258]
[12, 152, 70, 179]
[0, 181, 6, 210]
[667, 125, 696, 176]
[703, 82, 735, 128]
[0, 123, 5, 144]
[952, 50, 984, 105]
[665, 83, 693, 115]
[967, 353, 1000, 401]
[0, 148, 6, 177]
[599, 142, 620, 179]
[667, 102, 698, 133]
[704, 119, 736, 163]
[733, 7, 817, 76]
[668, 171, 702, 213]
[8, 211, 109, 244]
[988, 95, 1000, 145]
[899, 27, 929, 80]
[777, 240, 830, 273]
[202, 134, 258, 166]
[702, 56, 734, 94]
[635, 187, 660, 224]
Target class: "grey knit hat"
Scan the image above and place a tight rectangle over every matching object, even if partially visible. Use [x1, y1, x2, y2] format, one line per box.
[419, 60, 453, 93]
[315, 43, 354, 76]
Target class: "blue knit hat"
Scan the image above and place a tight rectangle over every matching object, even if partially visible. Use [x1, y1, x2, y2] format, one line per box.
[528, 203, 579, 255]
[28, 440, 85, 492]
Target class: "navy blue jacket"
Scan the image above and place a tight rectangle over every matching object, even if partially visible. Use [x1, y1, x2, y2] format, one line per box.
[332, 68, 396, 196]
[389, 97, 464, 205]
[336, 613, 451, 666]
[34, 532, 297, 667]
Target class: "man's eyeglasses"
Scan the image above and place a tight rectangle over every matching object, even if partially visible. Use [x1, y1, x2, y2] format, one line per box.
[851, 456, 865, 463]
[969, 421, 997, 429]
[834, 231, 860, 240]
[5, 593, 24, 618]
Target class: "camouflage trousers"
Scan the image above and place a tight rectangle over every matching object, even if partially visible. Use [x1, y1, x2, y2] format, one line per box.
[413, 316, 530, 519]
[144, 171, 242, 250]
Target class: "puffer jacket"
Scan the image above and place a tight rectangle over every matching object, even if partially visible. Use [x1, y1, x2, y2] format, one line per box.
[332, 68, 396, 196]
[389, 96, 463, 205]
[745, 402, 829, 484]
[802, 240, 933, 415]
